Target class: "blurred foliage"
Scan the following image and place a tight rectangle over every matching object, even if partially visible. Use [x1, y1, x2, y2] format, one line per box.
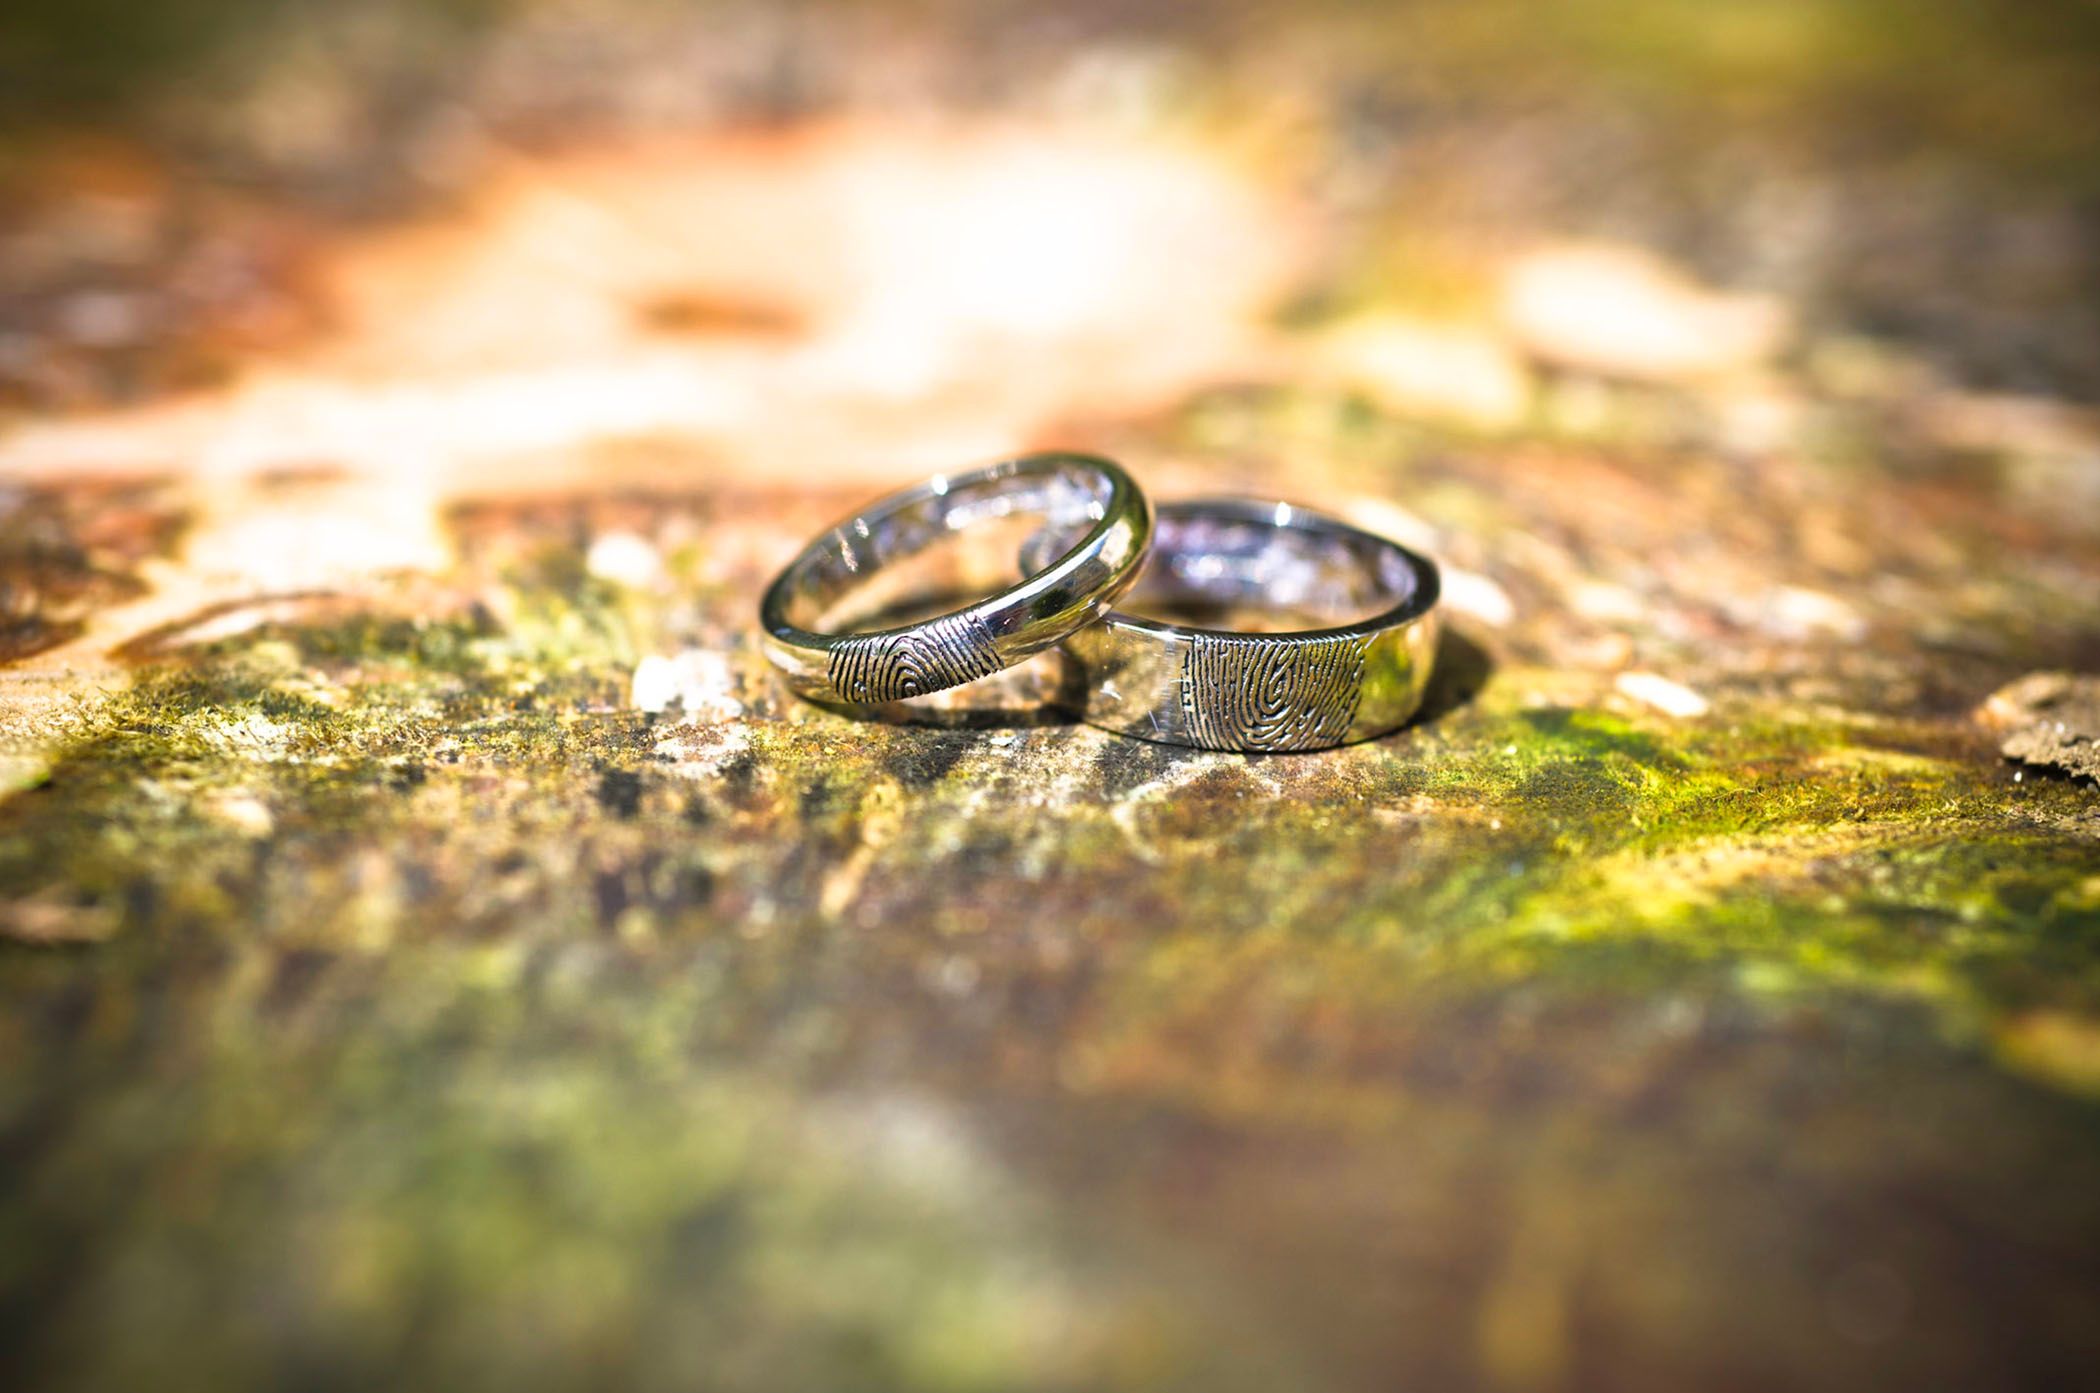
[3, 0, 2098, 186]
[1310, 0, 2100, 177]
[0, 0, 506, 125]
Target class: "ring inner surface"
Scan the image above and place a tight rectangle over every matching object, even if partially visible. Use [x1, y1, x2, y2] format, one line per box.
[779, 464, 1111, 635]
[1119, 512, 1417, 633]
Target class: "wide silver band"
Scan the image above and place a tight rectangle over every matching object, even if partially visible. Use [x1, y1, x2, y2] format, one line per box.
[1024, 500, 1440, 752]
[761, 453, 1152, 706]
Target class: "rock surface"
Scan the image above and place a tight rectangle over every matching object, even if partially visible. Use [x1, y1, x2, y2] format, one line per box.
[1987, 672, 2100, 783]
[3, 5, 2100, 1392]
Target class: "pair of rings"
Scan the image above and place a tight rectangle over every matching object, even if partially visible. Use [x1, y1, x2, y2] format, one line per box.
[758, 452, 1440, 753]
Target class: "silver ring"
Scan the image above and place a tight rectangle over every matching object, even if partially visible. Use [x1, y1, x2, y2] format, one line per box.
[761, 452, 1152, 705]
[1023, 499, 1440, 752]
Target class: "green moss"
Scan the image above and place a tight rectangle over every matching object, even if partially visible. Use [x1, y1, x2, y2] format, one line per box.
[3, 502, 2097, 1390]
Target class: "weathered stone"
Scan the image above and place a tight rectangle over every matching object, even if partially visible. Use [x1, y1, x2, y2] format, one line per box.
[1985, 672, 2100, 783]
[2, 7, 2099, 1393]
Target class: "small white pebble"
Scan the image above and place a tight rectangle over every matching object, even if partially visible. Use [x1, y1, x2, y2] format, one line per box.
[586, 531, 664, 588]
[1339, 496, 1442, 552]
[1615, 670, 1710, 719]
[1568, 580, 1645, 623]
[207, 792, 275, 837]
[630, 650, 743, 720]
[1440, 568, 1516, 628]
[631, 654, 681, 714]
[1756, 585, 1866, 642]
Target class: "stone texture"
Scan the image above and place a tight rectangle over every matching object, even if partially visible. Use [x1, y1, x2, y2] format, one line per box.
[1986, 672, 2100, 783]
[3, 5, 2100, 1392]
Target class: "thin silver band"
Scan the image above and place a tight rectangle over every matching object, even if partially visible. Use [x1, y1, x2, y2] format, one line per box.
[1025, 499, 1440, 752]
[761, 453, 1153, 706]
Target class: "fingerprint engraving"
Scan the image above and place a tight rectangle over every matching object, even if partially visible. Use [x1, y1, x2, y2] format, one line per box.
[828, 612, 1001, 703]
[1180, 633, 1369, 752]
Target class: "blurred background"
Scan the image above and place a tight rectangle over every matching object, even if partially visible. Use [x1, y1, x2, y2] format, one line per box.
[6, 0, 2100, 440]
[3, 4, 2100, 1392]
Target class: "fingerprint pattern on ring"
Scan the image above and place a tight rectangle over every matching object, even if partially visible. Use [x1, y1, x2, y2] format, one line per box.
[829, 612, 1001, 702]
[1180, 632, 1370, 751]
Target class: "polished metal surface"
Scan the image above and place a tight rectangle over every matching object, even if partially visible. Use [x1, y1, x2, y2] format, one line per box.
[761, 452, 1153, 706]
[1023, 499, 1440, 752]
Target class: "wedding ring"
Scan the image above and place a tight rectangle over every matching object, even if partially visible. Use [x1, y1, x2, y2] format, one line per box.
[1023, 499, 1439, 752]
[761, 453, 1152, 705]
